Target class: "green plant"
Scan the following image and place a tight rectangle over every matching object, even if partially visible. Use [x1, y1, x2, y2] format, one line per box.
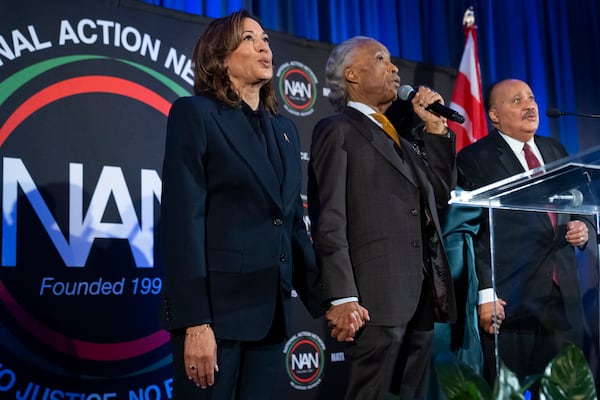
[434, 344, 598, 400]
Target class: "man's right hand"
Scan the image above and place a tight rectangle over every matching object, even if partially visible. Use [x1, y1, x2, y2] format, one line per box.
[326, 302, 370, 342]
[478, 298, 506, 335]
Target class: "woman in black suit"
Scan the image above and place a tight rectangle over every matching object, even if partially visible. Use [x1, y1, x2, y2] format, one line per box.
[159, 10, 321, 399]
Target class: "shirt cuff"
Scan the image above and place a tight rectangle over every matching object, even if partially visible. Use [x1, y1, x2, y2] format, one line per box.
[478, 288, 497, 305]
[331, 297, 359, 306]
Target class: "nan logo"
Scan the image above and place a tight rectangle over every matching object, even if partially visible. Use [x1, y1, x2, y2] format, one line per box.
[276, 61, 318, 117]
[283, 331, 325, 390]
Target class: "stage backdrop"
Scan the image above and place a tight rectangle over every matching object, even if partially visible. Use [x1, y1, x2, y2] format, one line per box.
[0, 0, 457, 398]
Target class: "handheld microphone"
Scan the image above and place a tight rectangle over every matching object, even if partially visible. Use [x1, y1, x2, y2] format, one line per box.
[398, 85, 465, 123]
[546, 108, 600, 119]
[547, 189, 584, 206]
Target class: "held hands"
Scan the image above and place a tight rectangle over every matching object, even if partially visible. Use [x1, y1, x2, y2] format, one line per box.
[565, 220, 589, 248]
[326, 301, 370, 342]
[184, 324, 219, 389]
[478, 298, 507, 335]
[410, 86, 448, 135]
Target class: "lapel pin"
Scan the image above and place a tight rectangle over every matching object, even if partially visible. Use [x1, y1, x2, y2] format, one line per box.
[283, 133, 290, 142]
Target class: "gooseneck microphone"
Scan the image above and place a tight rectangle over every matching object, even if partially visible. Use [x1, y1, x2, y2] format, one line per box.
[547, 189, 584, 206]
[398, 85, 465, 123]
[546, 108, 600, 119]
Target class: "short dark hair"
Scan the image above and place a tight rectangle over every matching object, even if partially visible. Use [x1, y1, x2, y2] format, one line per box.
[483, 80, 500, 113]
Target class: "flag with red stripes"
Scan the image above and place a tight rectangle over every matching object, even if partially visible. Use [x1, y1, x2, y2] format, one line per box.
[448, 7, 488, 153]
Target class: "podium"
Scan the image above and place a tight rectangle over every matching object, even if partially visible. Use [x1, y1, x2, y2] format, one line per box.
[450, 144, 600, 385]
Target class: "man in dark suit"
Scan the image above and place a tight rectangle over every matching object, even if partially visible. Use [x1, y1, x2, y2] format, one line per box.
[457, 78, 590, 386]
[307, 36, 457, 400]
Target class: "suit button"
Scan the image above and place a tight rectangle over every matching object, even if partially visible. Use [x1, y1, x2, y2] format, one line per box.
[273, 218, 283, 226]
[412, 240, 420, 248]
[411, 209, 418, 216]
[280, 253, 286, 262]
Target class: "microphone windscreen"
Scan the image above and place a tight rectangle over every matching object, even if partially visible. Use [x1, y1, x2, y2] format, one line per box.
[546, 108, 563, 118]
[398, 85, 416, 101]
[569, 189, 584, 206]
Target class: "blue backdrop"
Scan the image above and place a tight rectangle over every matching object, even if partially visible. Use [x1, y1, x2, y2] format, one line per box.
[138, 0, 600, 155]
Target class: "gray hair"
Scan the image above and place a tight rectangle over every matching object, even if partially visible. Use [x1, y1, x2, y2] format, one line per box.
[326, 36, 374, 111]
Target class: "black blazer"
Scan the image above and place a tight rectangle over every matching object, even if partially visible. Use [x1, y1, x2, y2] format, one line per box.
[160, 94, 321, 341]
[308, 106, 457, 326]
[457, 129, 585, 331]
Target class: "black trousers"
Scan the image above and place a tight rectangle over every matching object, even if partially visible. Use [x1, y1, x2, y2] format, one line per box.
[481, 284, 582, 398]
[171, 297, 286, 400]
[344, 279, 435, 400]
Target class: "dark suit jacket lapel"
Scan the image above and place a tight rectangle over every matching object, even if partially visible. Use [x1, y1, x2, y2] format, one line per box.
[536, 137, 563, 164]
[212, 106, 282, 207]
[268, 116, 301, 212]
[489, 130, 526, 177]
[344, 107, 418, 188]
[491, 130, 555, 230]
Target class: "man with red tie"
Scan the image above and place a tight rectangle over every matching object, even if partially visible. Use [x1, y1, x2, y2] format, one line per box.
[457, 79, 591, 388]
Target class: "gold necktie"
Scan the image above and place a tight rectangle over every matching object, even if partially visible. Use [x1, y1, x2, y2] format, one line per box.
[371, 112, 400, 147]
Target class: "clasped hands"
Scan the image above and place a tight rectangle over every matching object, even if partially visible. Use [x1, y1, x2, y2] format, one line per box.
[326, 301, 370, 342]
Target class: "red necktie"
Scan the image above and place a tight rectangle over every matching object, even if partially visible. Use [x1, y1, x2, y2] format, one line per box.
[523, 142, 542, 171]
[523, 143, 559, 285]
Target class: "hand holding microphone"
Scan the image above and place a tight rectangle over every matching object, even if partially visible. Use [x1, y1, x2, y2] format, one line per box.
[398, 85, 465, 123]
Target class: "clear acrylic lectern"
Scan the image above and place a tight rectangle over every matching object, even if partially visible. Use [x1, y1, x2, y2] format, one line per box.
[450, 143, 600, 385]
